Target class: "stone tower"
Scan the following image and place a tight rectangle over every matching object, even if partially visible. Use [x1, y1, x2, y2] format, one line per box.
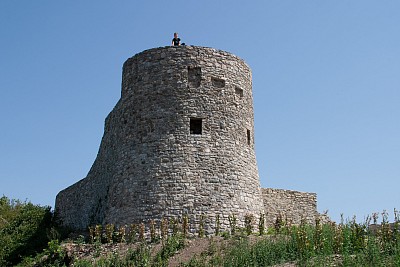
[55, 46, 265, 231]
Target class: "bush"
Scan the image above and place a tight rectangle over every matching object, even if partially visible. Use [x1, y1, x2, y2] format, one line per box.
[0, 196, 53, 266]
[154, 234, 185, 266]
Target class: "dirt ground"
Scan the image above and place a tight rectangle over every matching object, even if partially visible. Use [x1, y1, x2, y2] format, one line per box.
[62, 235, 298, 266]
[63, 237, 222, 266]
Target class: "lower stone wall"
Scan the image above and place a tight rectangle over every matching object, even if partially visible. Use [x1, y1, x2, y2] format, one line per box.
[262, 188, 326, 226]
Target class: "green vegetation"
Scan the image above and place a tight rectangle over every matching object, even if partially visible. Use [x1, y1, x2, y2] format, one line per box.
[0, 196, 57, 266]
[183, 211, 400, 267]
[71, 235, 184, 267]
[1, 195, 399, 266]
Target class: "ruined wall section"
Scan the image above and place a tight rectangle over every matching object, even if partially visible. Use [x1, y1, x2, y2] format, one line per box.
[55, 102, 124, 229]
[262, 188, 320, 226]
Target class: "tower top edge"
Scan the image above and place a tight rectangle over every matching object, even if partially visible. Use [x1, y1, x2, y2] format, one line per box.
[124, 45, 250, 69]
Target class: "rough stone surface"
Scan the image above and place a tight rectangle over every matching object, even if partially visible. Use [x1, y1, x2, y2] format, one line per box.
[55, 46, 328, 233]
[262, 188, 329, 226]
[56, 46, 264, 232]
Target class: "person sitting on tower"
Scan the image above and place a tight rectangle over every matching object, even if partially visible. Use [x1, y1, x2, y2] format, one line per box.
[172, 32, 181, 46]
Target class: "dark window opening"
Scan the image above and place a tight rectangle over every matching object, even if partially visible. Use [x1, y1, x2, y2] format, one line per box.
[188, 66, 201, 88]
[235, 87, 244, 97]
[190, 118, 202, 135]
[211, 77, 225, 88]
[247, 129, 251, 145]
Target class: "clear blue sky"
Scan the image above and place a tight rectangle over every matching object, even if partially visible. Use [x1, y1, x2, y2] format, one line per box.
[1, 1, 399, 223]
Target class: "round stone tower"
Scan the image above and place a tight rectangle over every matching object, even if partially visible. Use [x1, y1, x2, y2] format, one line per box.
[56, 46, 264, 232]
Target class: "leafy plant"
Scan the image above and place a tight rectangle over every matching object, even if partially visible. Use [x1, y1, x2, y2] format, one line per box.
[228, 214, 237, 236]
[161, 217, 169, 241]
[215, 214, 220, 236]
[128, 223, 137, 243]
[182, 215, 189, 238]
[105, 223, 114, 243]
[258, 213, 266, 236]
[198, 214, 205, 238]
[94, 224, 103, 243]
[154, 234, 185, 266]
[170, 217, 179, 236]
[139, 222, 145, 242]
[244, 214, 254, 235]
[150, 219, 158, 243]
[115, 225, 126, 243]
[0, 198, 53, 266]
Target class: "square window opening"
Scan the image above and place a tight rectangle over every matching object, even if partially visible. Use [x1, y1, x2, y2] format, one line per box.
[190, 118, 202, 135]
[235, 87, 244, 97]
[211, 77, 226, 88]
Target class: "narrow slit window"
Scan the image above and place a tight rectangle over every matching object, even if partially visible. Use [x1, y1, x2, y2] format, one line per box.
[247, 129, 251, 145]
[190, 118, 202, 135]
[188, 66, 201, 88]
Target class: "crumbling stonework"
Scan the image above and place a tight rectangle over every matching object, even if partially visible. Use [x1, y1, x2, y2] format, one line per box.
[56, 46, 264, 232]
[262, 188, 318, 225]
[55, 46, 327, 233]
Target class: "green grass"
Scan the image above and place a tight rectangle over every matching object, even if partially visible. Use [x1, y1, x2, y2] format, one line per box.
[182, 213, 400, 267]
[2, 195, 399, 266]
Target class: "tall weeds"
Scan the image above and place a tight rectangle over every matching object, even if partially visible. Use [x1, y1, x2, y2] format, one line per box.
[13, 209, 400, 266]
[218, 210, 400, 267]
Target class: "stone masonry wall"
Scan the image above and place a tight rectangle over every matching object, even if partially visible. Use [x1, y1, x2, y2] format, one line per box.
[262, 188, 320, 226]
[56, 46, 265, 232]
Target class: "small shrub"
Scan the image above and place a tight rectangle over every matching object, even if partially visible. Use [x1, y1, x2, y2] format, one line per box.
[244, 214, 254, 235]
[93, 241, 102, 258]
[258, 213, 266, 236]
[89, 226, 95, 243]
[17, 239, 69, 267]
[274, 213, 283, 233]
[44, 239, 65, 261]
[182, 215, 189, 238]
[314, 217, 323, 252]
[105, 223, 114, 243]
[198, 214, 205, 238]
[128, 224, 137, 243]
[215, 214, 220, 236]
[170, 217, 179, 236]
[75, 235, 86, 245]
[73, 259, 92, 267]
[150, 219, 158, 243]
[228, 214, 237, 236]
[0, 199, 53, 266]
[221, 231, 230, 239]
[94, 224, 103, 243]
[161, 217, 169, 241]
[139, 222, 145, 242]
[117, 225, 126, 243]
[154, 234, 185, 266]
[125, 245, 151, 266]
